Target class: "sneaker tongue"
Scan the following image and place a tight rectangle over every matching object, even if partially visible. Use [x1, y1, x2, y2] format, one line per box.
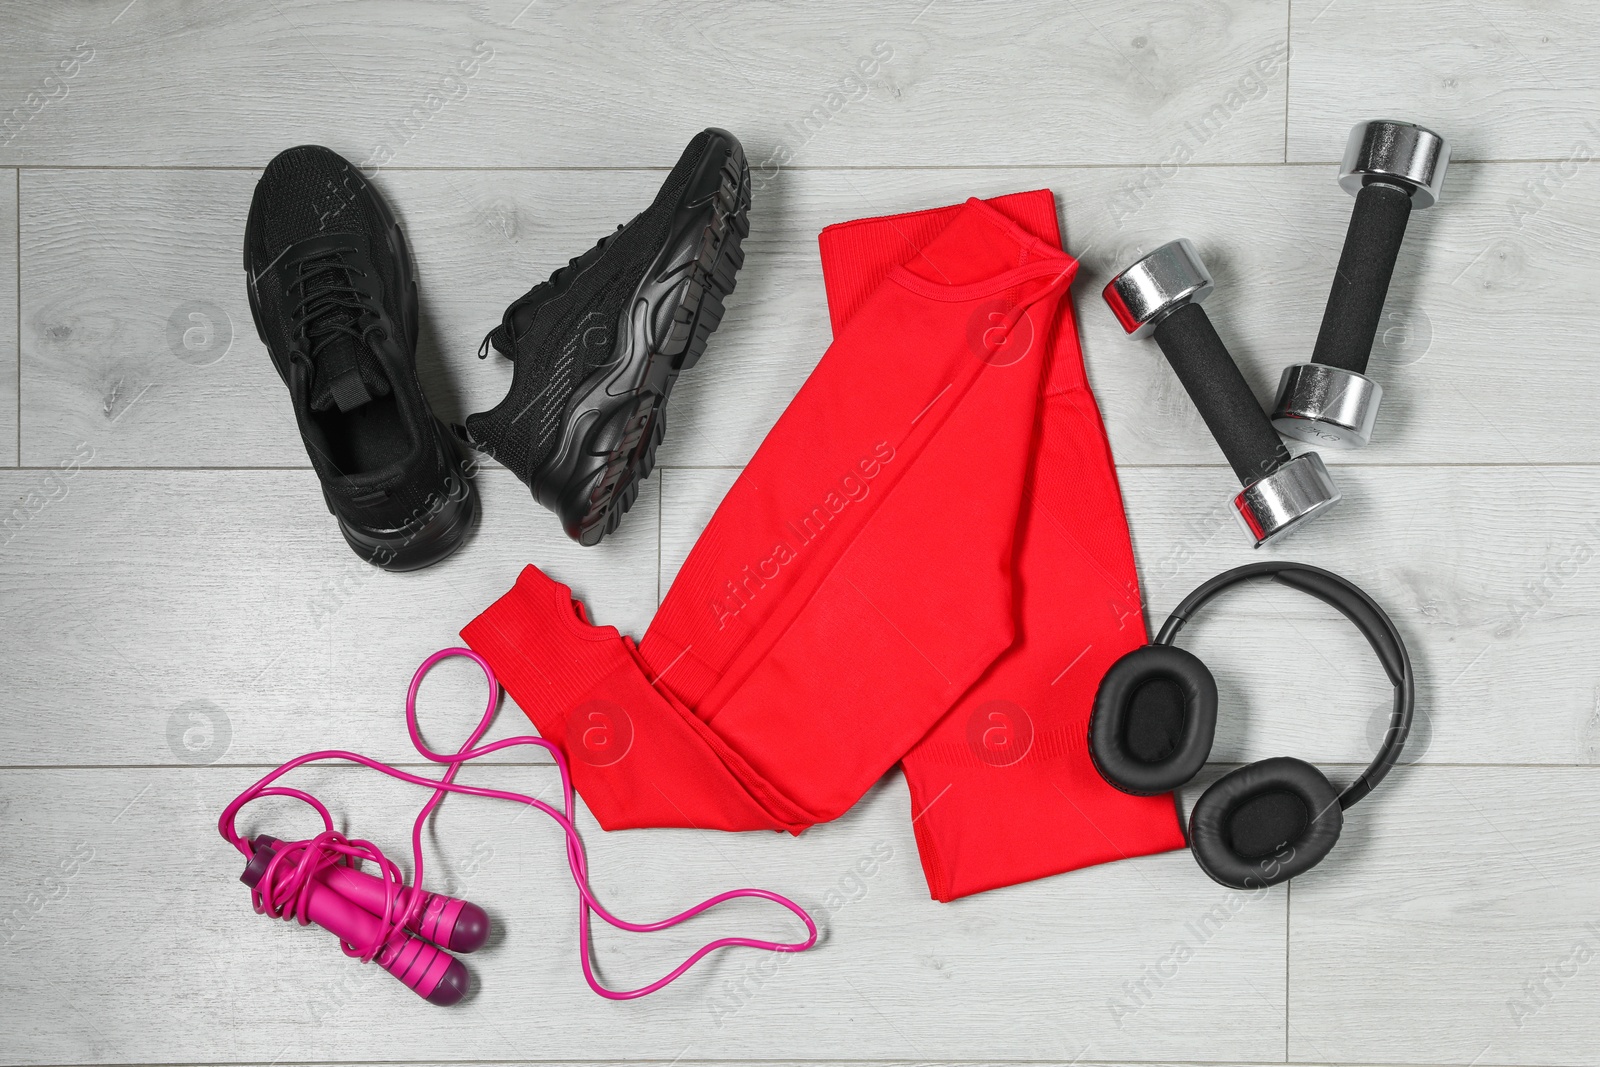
[307, 333, 393, 413]
[299, 269, 393, 414]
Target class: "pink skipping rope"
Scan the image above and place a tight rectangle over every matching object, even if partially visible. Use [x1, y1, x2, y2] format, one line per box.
[218, 646, 818, 1000]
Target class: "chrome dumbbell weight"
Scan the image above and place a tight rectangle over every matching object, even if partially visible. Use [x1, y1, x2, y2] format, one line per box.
[1272, 120, 1451, 447]
[1104, 239, 1340, 547]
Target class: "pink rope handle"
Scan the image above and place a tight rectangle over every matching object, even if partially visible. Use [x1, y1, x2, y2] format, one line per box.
[218, 646, 818, 999]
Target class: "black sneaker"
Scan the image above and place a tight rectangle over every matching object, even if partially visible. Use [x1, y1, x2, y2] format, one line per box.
[460, 128, 750, 546]
[245, 145, 477, 570]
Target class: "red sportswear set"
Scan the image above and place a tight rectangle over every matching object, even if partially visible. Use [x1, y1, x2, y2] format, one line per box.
[462, 189, 1186, 901]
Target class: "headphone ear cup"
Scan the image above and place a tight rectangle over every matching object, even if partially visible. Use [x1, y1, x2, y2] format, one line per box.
[1188, 757, 1344, 889]
[1089, 645, 1218, 796]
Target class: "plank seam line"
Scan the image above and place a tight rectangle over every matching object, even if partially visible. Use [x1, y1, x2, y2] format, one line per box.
[13, 166, 18, 467]
[19, 461, 1600, 473]
[0, 157, 1565, 171]
[1282, 0, 1293, 166]
[1, 761, 1595, 772]
[0, 1062, 1555, 1067]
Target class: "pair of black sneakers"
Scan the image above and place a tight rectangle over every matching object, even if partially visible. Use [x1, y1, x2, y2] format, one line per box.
[244, 129, 750, 569]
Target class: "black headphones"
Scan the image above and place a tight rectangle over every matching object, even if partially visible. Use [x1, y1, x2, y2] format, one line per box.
[1088, 562, 1414, 890]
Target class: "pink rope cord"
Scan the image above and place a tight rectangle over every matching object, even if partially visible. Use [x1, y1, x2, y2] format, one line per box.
[218, 646, 818, 999]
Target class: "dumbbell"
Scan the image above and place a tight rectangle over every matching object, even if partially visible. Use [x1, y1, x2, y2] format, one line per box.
[1272, 120, 1450, 447]
[1103, 239, 1340, 547]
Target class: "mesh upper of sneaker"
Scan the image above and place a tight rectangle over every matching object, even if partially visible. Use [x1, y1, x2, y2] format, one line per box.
[462, 130, 714, 485]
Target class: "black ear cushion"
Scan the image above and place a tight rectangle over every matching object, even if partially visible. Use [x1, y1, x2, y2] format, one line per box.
[1089, 645, 1218, 796]
[1188, 757, 1344, 889]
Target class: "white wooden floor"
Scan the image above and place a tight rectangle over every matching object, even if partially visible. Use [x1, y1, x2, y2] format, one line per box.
[3, 2, 1598, 1065]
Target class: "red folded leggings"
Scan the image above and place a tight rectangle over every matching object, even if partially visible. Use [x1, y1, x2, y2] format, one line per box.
[463, 191, 1185, 900]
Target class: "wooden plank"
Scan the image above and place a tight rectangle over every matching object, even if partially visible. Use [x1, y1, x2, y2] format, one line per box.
[1, 168, 13, 466]
[0, 0, 1289, 169]
[0, 468, 659, 767]
[660, 463, 1600, 771]
[1288, 0, 1600, 162]
[5, 458, 1599, 771]
[0, 764, 1285, 1065]
[1119, 459, 1600, 772]
[7, 460, 1598, 770]
[13, 161, 830, 468]
[19, 167, 297, 467]
[1290, 765, 1600, 1066]
[21, 159, 1600, 470]
[18, 165, 585, 468]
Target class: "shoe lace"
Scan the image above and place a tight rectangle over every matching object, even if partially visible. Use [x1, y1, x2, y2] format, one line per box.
[288, 247, 386, 364]
[478, 225, 624, 360]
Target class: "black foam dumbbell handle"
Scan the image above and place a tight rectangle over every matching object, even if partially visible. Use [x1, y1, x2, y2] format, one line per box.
[1312, 181, 1414, 374]
[1152, 302, 1292, 486]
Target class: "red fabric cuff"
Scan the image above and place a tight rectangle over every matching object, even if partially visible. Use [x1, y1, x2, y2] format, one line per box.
[459, 565, 632, 756]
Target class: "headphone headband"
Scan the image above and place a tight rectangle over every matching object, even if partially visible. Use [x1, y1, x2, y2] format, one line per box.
[1153, 561, 1414, 810]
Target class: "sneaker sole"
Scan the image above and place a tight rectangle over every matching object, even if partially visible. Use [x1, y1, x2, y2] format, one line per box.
[530, 128, 751, 547]
[243, 156, 478, 571]
[333, 453, 479, 572]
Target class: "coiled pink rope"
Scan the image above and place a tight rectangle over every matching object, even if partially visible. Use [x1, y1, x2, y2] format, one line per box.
[219, 646, 817, 999]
